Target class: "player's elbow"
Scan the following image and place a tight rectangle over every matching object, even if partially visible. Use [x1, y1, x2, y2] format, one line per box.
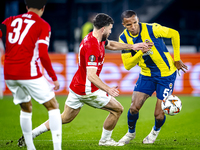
[123, 62, 134, 70]
[87, 73, 95, 82]
[124, 65, 131, 70]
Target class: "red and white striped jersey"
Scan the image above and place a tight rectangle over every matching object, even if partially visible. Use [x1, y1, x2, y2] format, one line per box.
[1, 11, 57, 81]
[70, 32, 106, 95]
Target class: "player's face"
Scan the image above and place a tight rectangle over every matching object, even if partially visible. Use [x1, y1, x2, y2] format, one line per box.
[102, 24, 113, 41]
[122, 15, 140, 36]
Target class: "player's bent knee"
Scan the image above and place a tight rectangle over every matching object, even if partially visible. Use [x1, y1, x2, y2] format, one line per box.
[154, 112, 165, 120]
[43, 97, 59, 110]
[130, 105, 139, 114]
[119, 105, 124, 114]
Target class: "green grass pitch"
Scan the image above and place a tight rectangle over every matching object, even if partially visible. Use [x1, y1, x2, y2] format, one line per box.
[0, 95, 200, 150]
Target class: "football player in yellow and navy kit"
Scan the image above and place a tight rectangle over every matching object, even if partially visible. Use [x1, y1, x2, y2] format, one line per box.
[118, 10, 188, 145]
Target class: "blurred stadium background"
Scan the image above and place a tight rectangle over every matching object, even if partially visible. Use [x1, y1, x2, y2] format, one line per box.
[0, 0, 200, 97]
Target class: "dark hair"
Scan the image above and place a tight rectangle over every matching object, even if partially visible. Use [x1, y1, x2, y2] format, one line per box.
[24, 0, 47, 9]
[93, 13, 114, 29]
[121, 10, 137, 22]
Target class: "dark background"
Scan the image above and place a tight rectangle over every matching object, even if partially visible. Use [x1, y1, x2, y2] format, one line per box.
[1, 0, 200, 52]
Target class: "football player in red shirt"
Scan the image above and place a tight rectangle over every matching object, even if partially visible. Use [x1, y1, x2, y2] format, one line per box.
[18, 13, 152, 147]
[0, 0, 62, 149]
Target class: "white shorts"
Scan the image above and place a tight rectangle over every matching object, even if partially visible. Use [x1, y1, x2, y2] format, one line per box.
[65, 89, 111, 109]
[5, 76, 55, 105]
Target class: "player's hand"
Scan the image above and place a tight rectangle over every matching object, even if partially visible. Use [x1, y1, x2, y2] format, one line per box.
[174, 60, 188, 73]
[146, 41, 154, 49]
[107, 86, 119, 97]
[141, 42, 154, 53]
[131, 42, 148, 50]
[53, 80, 60, 91]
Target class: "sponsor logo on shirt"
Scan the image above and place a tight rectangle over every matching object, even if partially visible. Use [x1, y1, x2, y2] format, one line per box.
[88, 62, 97, 65]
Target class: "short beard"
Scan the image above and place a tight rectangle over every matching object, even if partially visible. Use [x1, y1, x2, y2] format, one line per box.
[101, 34, 107, 41]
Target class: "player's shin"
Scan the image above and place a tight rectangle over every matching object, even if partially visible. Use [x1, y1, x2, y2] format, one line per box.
[32, 122, 48, 139]
[128, 110, 139, 133]
[49, 109, 62, 150]
[20, 111, 36, 150]
[154, 115, 166, 131]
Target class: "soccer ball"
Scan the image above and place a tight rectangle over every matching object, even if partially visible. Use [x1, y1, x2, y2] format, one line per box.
[161, 95, 182, 116]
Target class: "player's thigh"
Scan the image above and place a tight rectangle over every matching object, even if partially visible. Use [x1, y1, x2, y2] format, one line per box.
[134, 74, 156, 97]
[61, 104, 81, 124]
[5, 80, 31, 105]
[130, 91, 150, 112]
[101, 96, 123, 113]
[156, 71, 177, 100]
[19, 76, 55, 104]
[65, 89, 84, 109]
[79, 89, 112, 109]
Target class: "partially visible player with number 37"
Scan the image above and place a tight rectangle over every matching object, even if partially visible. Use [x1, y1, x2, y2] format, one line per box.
[0, 0, 62, 149]
[0, 9, 53, 80]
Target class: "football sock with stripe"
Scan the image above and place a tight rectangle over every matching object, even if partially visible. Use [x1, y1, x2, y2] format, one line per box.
[128, 110, 139, 133]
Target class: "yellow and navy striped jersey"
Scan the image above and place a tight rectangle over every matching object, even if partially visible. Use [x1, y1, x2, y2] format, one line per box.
[119, 23, 180, 77]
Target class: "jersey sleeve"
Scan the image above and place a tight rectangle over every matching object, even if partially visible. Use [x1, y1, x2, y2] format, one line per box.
[0, 24, 6, 37]
[119, 31, 143, 70]
[0, 18, 10, 38]
[38, 23, 57, 81]
[153, 23, 180, 61]
[84, 44, 100, 68]
[38, 22, 51, 46]
[121, 50, 143, 70]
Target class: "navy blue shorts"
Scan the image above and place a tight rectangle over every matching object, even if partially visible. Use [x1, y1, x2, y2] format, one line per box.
[134, 71, 177, 100]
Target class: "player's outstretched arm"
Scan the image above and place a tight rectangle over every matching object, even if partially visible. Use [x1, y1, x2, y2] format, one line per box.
[105, 40, 149, 51]
[87, 67, 119, 97]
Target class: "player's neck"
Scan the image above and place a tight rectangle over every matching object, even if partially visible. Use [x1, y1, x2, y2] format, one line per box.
[92, 29, 102, 42]
[27, 8, 43, 17]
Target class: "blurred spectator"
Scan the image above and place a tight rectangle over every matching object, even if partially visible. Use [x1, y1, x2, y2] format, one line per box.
[81, 13, 96, 40]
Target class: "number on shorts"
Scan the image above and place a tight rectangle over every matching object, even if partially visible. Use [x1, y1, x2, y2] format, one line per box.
[163, 88, 172, 99]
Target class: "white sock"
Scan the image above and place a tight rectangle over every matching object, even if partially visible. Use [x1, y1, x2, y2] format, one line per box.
[32, 123, 48, 139]
[20, 111, 36, 150]
[100, 128, 113, 141]
[49, 109, 62, 150]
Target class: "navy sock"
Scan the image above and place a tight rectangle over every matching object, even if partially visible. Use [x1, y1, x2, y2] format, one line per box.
[127, 109, 139, 133]
[153, 115, 166, 131]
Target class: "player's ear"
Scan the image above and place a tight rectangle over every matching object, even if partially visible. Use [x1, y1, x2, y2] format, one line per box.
[101, 27, 105, 33]
[26, 6, 28, 11]
[41, 6, 45, 11]
[122, 22, 125, 27]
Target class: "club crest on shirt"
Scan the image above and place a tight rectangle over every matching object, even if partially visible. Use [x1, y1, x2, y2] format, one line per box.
[143, 39, 153, 56]
[169, 83, 173, 89]
[145, 39, 150, 43]
[89, 55, 96, 62]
